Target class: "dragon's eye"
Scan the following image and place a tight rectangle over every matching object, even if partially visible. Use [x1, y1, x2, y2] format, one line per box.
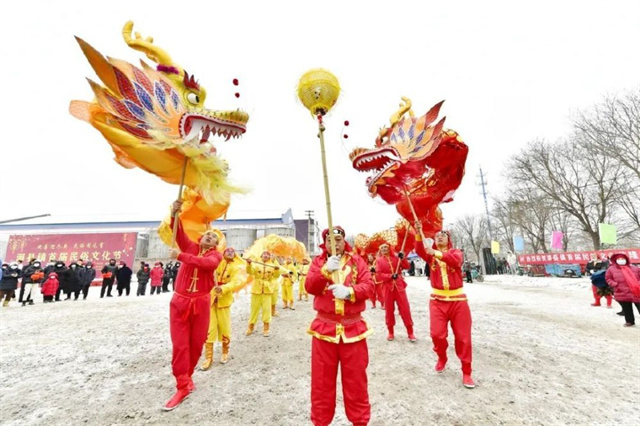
[187, 92, 200, 104]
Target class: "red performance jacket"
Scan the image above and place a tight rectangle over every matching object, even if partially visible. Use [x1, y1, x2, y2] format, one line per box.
[305, 252, 374, 343]
[172, 219, 222, 296]
[375, 253, 410, 291]
[414, 237, 466, 302]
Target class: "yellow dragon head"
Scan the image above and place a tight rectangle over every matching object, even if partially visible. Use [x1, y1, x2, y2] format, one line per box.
[70, 21, 249, 204]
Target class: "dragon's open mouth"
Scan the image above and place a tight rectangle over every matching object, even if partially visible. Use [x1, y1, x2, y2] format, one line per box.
[350, 147, 400, 191]
[181, 110, 248, 143]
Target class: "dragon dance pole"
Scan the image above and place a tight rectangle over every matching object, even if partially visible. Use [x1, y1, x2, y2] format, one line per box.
[393, 226, 411, 276]
[404, 188, 427, 243]
[297, 69, 341, 257]
[171, 157, 189, 248]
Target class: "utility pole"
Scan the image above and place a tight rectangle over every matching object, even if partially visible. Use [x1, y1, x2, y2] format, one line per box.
[305, 210, 314, 254]
[0, 214, 51, 225]
[477, 166, 493, 275]
[478, 166, 493, 241]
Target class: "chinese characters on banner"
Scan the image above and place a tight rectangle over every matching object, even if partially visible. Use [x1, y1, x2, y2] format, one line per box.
[517, 248, 640, 265]
[6, 233, 138, 273]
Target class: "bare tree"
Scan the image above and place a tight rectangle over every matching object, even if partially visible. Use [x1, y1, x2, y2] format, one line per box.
[507, 137, 626, 249]
[491, 197, 516, 253]
[451, 214, 488, 262]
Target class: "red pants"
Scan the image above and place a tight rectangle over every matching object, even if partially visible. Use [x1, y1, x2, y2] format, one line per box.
[170, 292, 211, 390]
[384, 286, 413, 331]
[429, 299, 472, 374]
[371, 284, 385, 307]
[591, 285, 612, 306]
[311, 338, 370, 426]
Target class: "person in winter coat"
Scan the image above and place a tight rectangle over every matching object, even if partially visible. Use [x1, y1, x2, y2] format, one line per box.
[1, 262, 21, 307]
[162, 262, 173, 293]
[605, 253, 640, 327]
[136, 263, 151, 296]
[79, 261, 96, 300]
[150, 262, 164, 295]
[52, 261, 68, 301]
[171, 261, 181, 291]
[101, 259, 118, 298]
[116, 261, 133, 296]
[20, 260, 44, 306]
[41, 272, 60, 303]
[587, 254, 609, 307]
[67, 262, 83, 300]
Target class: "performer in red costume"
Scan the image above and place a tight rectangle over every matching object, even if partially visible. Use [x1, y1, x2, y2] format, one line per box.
[375, 243, 416, 342]
[414, 227, 475, 389]
[367, 253, 384, 309]
[163, 199, 223, 411]
[305, 226, 374, 426]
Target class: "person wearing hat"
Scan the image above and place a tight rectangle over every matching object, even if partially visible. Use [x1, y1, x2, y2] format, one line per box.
[244, 250, 280, 337]
[305, 226, 374, 426]
[414, 227, 475, 389]
[80, 261, 96, 300]
[162, 199, 223, 411]
[100, 259, 118, 298]
[0, 262, 21, 307]
[376, 243, 416, 342]
[298, 258, 310, 302]
[605, 253, 640, 327]
[201, 247, 246, 370]
[281, 256, 298, 310]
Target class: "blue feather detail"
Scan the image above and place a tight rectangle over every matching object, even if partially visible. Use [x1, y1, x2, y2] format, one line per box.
[134, 82, 154, 113]
[398, 126, 405, 139]
[408, 124, 415, 140]
[415, 131, 424, 147]
[124, 100, 145, 120]
[154, 82, 168, 113]
[171, 91, 180, 110]
[391, 133, 397, 142]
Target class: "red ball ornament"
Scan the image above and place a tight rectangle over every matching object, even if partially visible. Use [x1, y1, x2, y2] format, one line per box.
[343, 134, 349, 139]
[235, 92, 240, 98]
[344, 120, 350, 126]
[233, 78, 239, 86]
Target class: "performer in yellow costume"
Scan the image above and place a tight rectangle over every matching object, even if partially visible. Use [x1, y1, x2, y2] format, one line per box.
[298, 258, 310, 302]
[281, 257, 298, 310]
[270, 255, 284, 317]
[245, 251, 280, 337]
[201, 248, 245, 370]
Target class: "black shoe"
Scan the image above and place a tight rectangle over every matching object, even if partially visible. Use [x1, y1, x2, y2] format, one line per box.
[616, 311, 625, 316]
[107, 295, 113, 297]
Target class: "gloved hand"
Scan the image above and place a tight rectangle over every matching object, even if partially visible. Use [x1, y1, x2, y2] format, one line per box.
[392, 274, 398, 280]
[398, 252, 404, 259]
[326, 255, 341, 272]
[328, 284, 351, 300]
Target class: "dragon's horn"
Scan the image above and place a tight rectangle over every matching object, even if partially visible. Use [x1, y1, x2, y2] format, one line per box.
[389, 97, 413, 126]
[424, 101, 445, 127]
[75, 36, 122, 97]
[122, 21, 181, 73]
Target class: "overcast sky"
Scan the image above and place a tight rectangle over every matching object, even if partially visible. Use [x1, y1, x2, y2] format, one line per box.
[0, 0, 638, 235]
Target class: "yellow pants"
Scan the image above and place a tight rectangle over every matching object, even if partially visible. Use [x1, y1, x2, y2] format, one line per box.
[250, 294, 272, 324]
[271, 282, 280, 306]
[299, 277, 308, 297]
[206, 304, 231, 344]
[282, 284, 294, 303]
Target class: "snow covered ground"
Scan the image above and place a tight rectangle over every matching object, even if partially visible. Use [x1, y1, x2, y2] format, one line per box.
[1, 274, 639, 425]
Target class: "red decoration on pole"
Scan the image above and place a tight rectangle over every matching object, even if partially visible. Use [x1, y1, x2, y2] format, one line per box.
[344, 120, 350, 126]
[233, 78, 239, 86]
[234, 93, 240, 98]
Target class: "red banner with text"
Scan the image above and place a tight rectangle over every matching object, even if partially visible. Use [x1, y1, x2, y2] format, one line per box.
[6, 233, 138, 272]
[518, 248, 640, 265]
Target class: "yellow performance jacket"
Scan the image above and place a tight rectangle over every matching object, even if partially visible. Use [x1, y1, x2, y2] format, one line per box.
[281, 263, 298, 286]
[212, 258, 246, 308]
[247, 261, 280, 295]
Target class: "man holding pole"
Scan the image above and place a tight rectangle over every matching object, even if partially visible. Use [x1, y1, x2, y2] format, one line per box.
[376, 243, 417, 342]
[305, 226, 374, 426]
[163, 199, 223, 411]
[245, 251, 280, 337]
[414, 227, 475, 389]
